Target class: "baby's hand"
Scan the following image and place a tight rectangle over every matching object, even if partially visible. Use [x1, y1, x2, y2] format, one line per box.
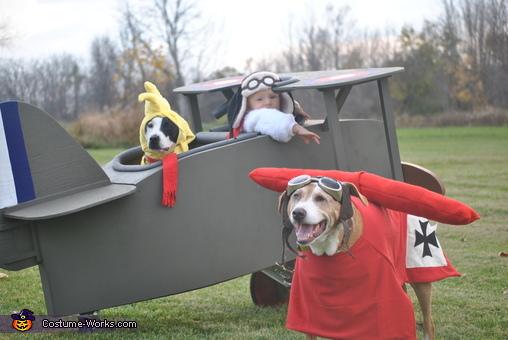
[293, 125, 321, 144]
[299, 132, 321, 144]
[295, 106, 311, 120]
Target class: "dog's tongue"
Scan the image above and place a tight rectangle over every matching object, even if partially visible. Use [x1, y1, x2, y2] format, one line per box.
[296, 222, 325, 244]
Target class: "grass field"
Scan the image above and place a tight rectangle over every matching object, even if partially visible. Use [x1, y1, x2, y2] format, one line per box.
[0, 126, 506, 339]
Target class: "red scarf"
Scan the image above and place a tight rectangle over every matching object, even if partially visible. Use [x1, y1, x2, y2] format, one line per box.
[145, 153, 178, 207]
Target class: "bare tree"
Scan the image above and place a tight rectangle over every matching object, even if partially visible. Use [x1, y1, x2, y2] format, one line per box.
[0, 55, 84, 120]
[0, 60, 42, 104]
[152, 0, 192, 87]
[39, 55, 84, 120]
[0, 14, 13, 48]
[440, 0, 462, 68]
[280, 3, 355, 72]
[114, 0, 216, 117]
[88, 36, 119, 112]
[459, 0, 488, 109]
[116, 6, 144, 108]
[324, 4, 355, 69]
[484, 0, 508, 107]
[443, 0, 508, 110]
[113, 4, 174, 110]
[119, 0, 215, 85]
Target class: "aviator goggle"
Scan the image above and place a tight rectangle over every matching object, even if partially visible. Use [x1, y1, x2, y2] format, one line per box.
[286, 175, 343, 203]
[242, 75, 277, 91]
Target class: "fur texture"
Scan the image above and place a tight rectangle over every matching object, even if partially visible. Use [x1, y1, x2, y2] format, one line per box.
[243, 108, 296, 142]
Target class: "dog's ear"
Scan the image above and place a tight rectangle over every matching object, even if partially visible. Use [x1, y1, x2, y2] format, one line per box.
[345, 182, 368, 206]
[278, 191, 288, 215]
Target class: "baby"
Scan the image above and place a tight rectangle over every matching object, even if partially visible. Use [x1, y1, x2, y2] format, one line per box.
[229, 71, 320, 144]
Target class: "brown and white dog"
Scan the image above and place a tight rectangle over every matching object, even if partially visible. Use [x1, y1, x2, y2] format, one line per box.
[279, 175, 436, 340]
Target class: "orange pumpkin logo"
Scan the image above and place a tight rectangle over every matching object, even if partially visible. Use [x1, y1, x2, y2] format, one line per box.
[12, 319, 32, 331]
[11, 309, 35, 332]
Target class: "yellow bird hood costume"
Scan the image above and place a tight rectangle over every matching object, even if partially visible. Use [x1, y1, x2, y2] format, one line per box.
[138, 81, 195, 165]
[138, 81, 195, 207]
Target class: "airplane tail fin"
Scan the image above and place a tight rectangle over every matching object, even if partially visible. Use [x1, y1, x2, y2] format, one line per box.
[0, 101, 135, 219]
[0, 101, 135, 271]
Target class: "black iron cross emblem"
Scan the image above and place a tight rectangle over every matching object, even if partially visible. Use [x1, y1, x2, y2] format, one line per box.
[414, 220, 439, 257]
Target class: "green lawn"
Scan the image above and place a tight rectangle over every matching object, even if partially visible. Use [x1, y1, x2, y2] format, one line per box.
[397, 127, 508, 339]
[0, 126, 506, 339]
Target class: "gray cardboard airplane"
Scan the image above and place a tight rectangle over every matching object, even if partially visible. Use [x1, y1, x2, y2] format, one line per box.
[1, 68, 418, 316]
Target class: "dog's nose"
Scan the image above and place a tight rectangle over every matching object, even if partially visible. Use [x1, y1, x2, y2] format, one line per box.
[150, 135, 160, 142]
[292, 208, 307, 222]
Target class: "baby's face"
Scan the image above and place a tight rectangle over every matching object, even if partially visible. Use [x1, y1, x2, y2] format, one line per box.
[247, 89, 281, 111]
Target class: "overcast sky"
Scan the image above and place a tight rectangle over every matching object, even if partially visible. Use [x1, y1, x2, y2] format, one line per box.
[1, 0, 442, 71]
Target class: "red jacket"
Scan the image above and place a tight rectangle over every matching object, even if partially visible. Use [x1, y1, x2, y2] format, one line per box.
[287, 198, 416, 339]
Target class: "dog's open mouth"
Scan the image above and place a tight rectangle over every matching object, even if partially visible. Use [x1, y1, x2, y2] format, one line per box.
[295, 221, 327, 245]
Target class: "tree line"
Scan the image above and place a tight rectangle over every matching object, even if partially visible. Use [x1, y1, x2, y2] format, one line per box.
[0, 0, 506, 123]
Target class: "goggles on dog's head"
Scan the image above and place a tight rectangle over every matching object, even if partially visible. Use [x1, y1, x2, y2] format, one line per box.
[279, 174, 355, 267]
[286, 175, 343, 203]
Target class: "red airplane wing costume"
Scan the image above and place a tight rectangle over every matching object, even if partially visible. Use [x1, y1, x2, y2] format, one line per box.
[249, 167, 479, 225]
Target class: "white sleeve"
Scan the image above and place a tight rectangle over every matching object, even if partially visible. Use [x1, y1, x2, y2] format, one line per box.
[243, 108, 297, 142]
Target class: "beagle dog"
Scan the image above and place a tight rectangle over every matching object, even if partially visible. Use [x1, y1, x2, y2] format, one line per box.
[280, 175, 435, 340]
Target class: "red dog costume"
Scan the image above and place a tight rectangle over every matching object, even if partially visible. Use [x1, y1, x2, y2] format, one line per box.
[288, 198, 415, 339]
[249, 168, 479, 339]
